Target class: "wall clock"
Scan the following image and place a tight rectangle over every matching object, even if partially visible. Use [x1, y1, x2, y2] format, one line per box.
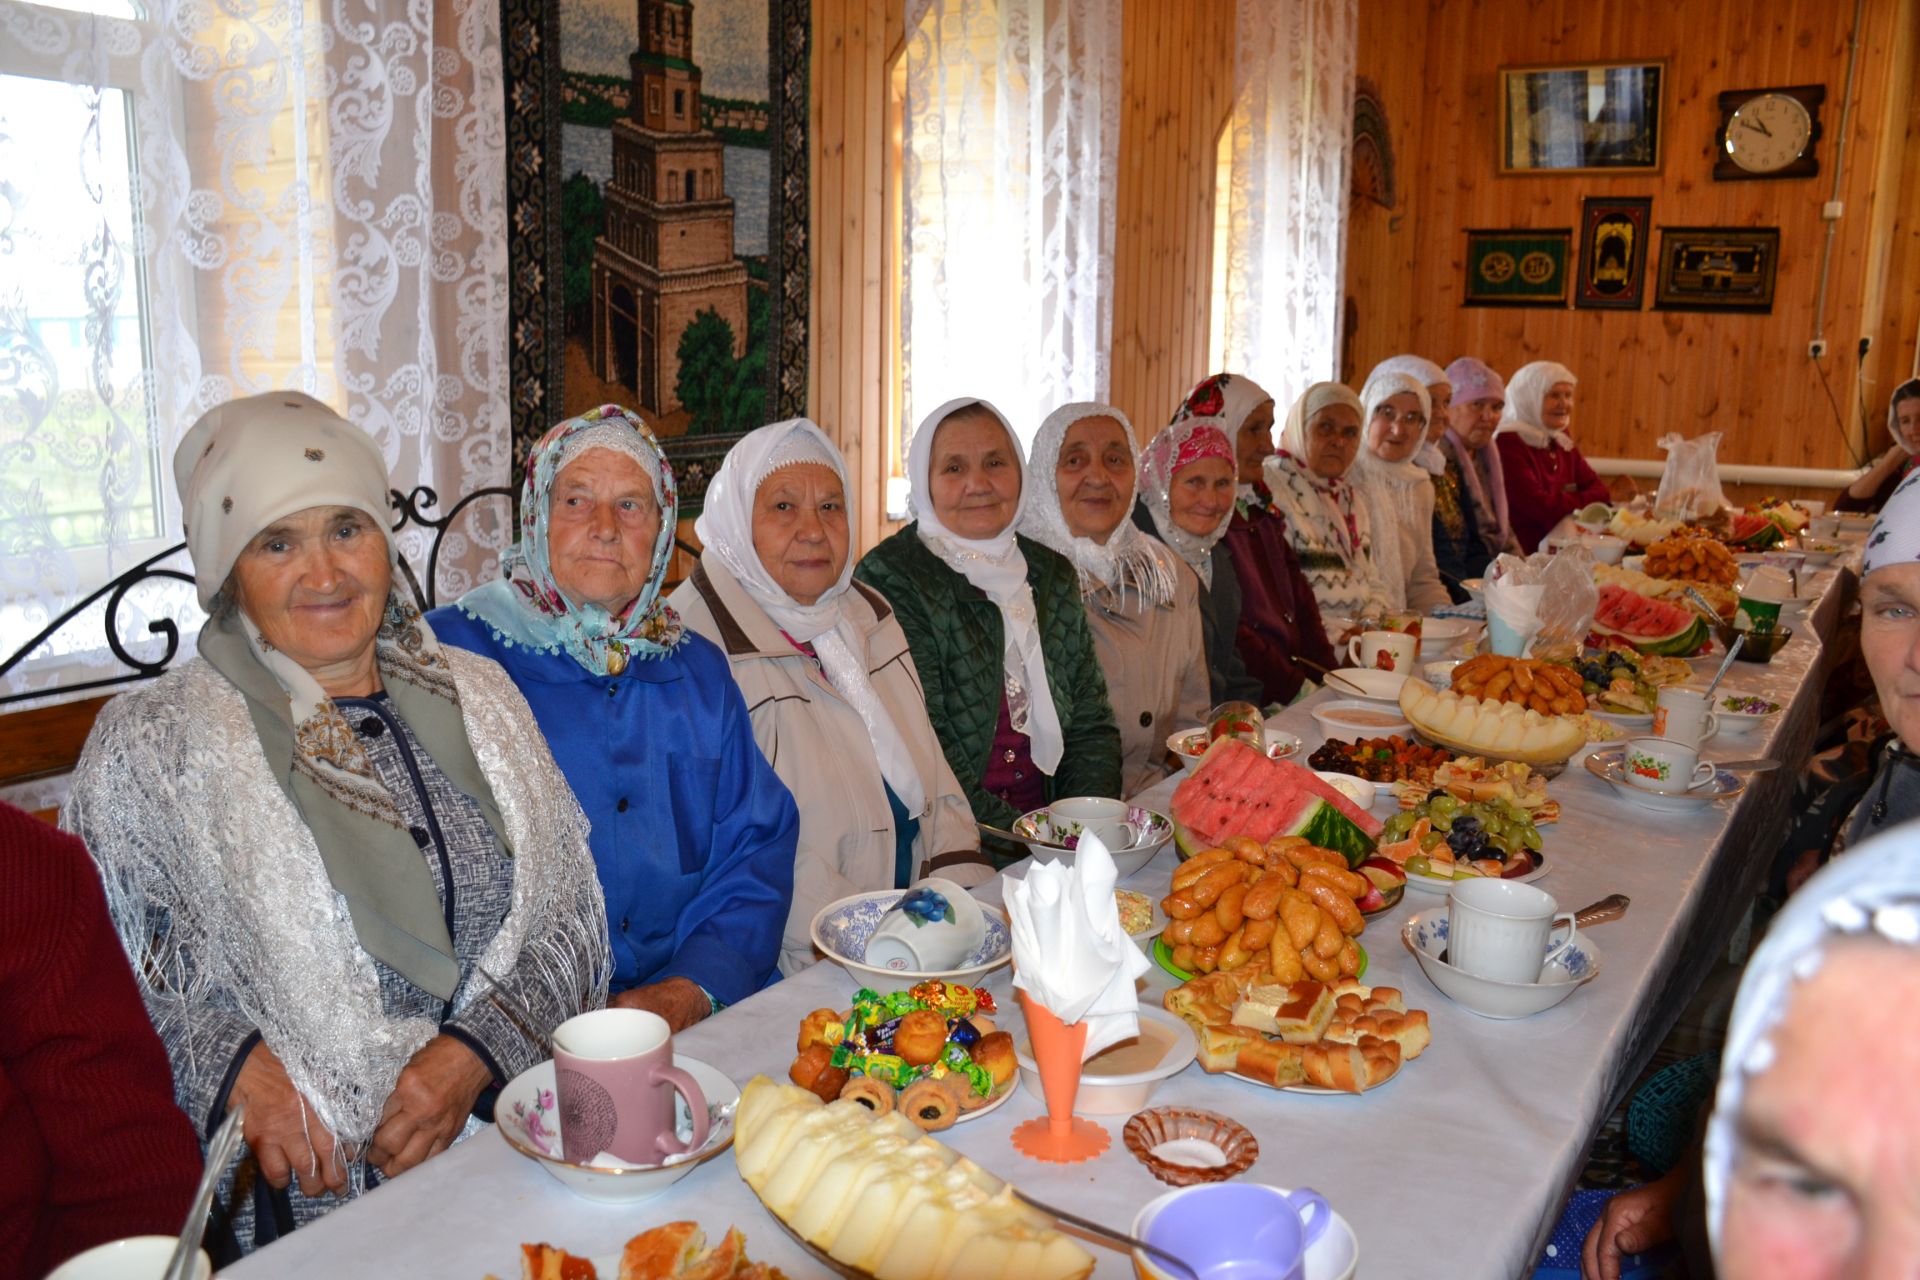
[1715, 85, 1824, 180]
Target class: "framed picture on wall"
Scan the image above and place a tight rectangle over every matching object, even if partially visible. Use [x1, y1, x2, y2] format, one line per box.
[1574, 197, 1652, 309]
[1498, 61, 1665, 175]
[1653, 227, 1781, 313]
[1463, 229, 1573, 307]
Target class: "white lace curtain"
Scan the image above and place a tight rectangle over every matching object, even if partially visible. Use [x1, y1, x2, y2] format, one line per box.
[1215, 0, 1357, 412]
[0, 0, 510, 704]
[900, 0, 1121, 450]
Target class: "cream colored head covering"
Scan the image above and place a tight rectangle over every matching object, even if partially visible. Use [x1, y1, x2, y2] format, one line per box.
[174, 391, 394, 610]
[909, 398, 1064, 775]
[1369, 355, 1449, 474]
[1496, 361, 1579, 450]
[697, 418, 926, 812]
[1021, 401, 1177, 608]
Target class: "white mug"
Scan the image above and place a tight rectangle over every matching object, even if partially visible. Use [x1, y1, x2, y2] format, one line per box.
[1623, 736, 1716, 793]
[1448, 878, 1577, 984]
[47, 1239, 212, 1280]
[1347, 629, 1418, 674]
[864, 877, 987, 972]
[1047, 795, 1139, 852]
[1652, 687, 1721, 748]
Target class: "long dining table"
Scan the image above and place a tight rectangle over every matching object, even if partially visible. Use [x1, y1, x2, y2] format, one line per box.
[224, 558, 1858, 1280]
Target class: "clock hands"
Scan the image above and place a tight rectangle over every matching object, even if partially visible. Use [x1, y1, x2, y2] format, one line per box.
[1742, 114, 1773, 139]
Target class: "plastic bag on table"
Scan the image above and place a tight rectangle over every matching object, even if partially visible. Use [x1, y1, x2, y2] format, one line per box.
[1485, 547, 1601, 661]
[1653, 432, 1730, 520]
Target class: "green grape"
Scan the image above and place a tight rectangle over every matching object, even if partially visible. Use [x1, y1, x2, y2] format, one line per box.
[1405, 855, 1432, 876]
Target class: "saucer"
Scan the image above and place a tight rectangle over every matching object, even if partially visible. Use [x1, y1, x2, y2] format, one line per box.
[1584, 748, 1745, 812]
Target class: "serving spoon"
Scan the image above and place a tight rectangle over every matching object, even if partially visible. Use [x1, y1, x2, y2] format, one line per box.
[165, 1100, 249, 1280]
[1010, 1188, 1200, 1280]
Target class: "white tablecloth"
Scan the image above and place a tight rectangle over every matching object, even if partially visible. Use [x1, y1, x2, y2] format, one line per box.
[224, 564, 1857, 1280]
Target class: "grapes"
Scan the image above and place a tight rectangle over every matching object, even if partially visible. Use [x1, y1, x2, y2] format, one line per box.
[1405, 855, 1432, 876]
[1453, 815, 1481, 834]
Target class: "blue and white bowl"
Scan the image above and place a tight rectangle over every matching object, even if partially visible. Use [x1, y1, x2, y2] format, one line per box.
[1401, 907, 1602, 1019]
[809, 889, 1013, 984]
[1010, 804, 1174, 876]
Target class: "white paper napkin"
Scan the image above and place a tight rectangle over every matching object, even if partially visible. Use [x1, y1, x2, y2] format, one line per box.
[1484, 575, 1544, 657]
[1004, 834, 1151, 1060]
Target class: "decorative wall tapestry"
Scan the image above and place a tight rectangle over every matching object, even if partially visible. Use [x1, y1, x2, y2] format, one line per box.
[499, 0, 810, 507]
[1351, 76, 1396, 209]
[1574, 196, 1652, 310]
[1463, 229, 1572, 307]
[1653, 227, 1781, 314]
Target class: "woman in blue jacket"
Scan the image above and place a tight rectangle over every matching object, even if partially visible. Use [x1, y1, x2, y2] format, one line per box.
[431, 405, 798, 1029]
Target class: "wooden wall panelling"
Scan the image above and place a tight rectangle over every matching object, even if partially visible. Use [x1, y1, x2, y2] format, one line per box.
[1862, 0, 1920, 452]
[1347, 0, 1911, 485]
[1109, 0, 1237, 440]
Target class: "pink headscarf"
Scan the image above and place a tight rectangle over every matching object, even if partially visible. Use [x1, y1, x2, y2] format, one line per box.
[1442, 357, 1514, 553]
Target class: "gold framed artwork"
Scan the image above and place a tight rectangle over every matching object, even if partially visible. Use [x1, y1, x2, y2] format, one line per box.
[1574, 197, 1652, 310]
[1498, 61, 1666, 175]
[1653, 227, 1781, 314]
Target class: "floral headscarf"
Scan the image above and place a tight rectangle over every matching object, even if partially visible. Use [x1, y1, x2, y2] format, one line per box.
[1173, 372, 1275, 505]
[454, 404, 684, 675]
[1021, 401, 1178, 608]
[1137, 418, 1235, 589]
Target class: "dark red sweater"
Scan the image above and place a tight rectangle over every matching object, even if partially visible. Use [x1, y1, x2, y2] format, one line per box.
[0, 801, 203, 1278]
[1223, 498, 1337, 706]
[1495, 434, 1611, 554]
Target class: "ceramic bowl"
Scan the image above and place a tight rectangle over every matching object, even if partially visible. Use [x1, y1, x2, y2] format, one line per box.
[1168, 725, 1303, 774]
[1714, 691, 1785, 732]
[48, 1239, 211, 1280]
[1423, 658, 1463, 686]
[1708, 622, 1793, 664]
[1133, 1184, 1359, 1280]
[810, 889, 1012, 984]
[1313, 769, 1377, 810]
[1584, 535, 1629, 566]
[1311, 699, 1413, 739]
[1123, 1107, 1259, 1187]
[1402, 907, 1602, 1019]
[1010, 804, 1174, 877]
[1460, 577, 1486, 603]
[495, 1055, 738, 1203]
[1014, 1004, 1197, 1116]
[1325, 667, 1406, 702]
[1418, 617, 1478, 658]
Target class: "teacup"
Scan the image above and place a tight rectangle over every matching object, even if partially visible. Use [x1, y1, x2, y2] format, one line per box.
[551, 1008, 709, 1165]
[864, 877, 987, 972]
[1448, 878, 1577, 984]
[1136, 1182, 1332, 1280]
[1623, 735, 1716, 793]
[1046, 795, 1139, 851]
[1347, 629, 1418, 674]
[1652, 686, 1722, 748]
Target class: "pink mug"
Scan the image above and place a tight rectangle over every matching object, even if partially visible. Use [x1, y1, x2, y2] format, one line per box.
[551, 1008, 709, 1165]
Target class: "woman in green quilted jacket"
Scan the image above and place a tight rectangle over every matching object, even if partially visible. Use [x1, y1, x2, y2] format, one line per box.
[855, 398, 1122, 861]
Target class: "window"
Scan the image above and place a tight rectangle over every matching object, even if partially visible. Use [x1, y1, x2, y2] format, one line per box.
[673, 88, 685, 118]
[685, 170, 696, 202]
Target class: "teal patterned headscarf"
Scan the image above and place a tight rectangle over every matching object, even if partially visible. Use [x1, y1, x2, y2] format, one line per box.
[454, 405, 685, 674]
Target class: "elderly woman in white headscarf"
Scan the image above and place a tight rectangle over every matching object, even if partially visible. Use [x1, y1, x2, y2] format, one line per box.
[1495, 360, 1611, 552]
[1837, 377, 1920, 513]
[855, 399, 1120, 859]
[1263, 381, 1392, 632]
[1022, 402, 1210, 793]
[668, 418, 988, 974]
[1701, 822, 1920, 1278]
[1367, 354, 1453, 477]
[1351, 368, 1450, 613]
[65, 393, 610, 1253]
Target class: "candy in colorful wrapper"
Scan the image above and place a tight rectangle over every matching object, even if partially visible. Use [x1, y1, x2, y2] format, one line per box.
[849, 988, 885, 1026]
[879, 989, 925, 1018]
[856, 1053, 919, 1089]
[955, 1060, 993, 1097]
[946, 1016, 983, 1050]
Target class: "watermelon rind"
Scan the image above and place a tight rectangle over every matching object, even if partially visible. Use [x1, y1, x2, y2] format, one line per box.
[1592, 615, 1708, 658]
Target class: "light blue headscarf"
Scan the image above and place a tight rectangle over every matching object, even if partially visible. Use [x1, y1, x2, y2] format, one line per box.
[453, 404, 685, 674]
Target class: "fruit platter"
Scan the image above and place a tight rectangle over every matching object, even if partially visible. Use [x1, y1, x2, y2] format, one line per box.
[1170, 737, 1383, 865]
[1307, 734, 1453, 785]
[1397, 676, 1588, 771]
[1392, 756, 1558, 824]
[1608, 507, 1686, 550]
[1594, 563, 1737, 620]
[1590, 583, 1712, 657]
[1560, 641, 1694, 717]
[1376, 792, 1547, 889]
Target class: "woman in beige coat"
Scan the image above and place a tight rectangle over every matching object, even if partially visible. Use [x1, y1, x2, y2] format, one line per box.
[669, 419, 988, 975]
[1022, 403, 1211, 794]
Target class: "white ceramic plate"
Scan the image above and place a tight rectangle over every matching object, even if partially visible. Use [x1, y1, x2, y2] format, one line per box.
[1590, 707, 1655, 731]
[1311, 699, 1413, 738]
[1584, 748, 1745, 812]
[496, 1055, 738, 1203]
[1325, 667, 1407, 702]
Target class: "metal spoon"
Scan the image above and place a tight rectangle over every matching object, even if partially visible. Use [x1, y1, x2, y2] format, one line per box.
[1010, 1188, 1200, 1280]
[165, 1100, 249, 1280]
[1703, 631, 1745, 699]
[1323, 669, 1375, 698]
[1715, 758, 1781, 773]
[1441, 894, 1627, 966]
[976, 819, 1044, 847]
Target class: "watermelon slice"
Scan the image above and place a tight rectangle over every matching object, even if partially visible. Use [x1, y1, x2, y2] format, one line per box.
[1727, 512, 1783, 549]
[1590, 583, 1710, 657]
[1169, 738, 1381, 867]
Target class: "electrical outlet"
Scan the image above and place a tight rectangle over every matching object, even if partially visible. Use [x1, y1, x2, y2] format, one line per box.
[1809, 339, 1829, 359]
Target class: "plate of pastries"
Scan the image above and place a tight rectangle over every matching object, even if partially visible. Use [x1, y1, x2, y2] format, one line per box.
[503, 1220, 786, 1279]
[1163, 970, 1430, 1095]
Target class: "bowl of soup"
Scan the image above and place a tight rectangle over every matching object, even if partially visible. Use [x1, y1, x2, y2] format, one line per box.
[1310, 700, 1413, 738]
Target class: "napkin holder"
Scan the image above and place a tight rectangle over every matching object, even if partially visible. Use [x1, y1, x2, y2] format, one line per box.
[1010, 990, 1110, 1162]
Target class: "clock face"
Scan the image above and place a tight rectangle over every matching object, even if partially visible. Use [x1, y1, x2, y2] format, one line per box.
[1725, 93, 1813, 173]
